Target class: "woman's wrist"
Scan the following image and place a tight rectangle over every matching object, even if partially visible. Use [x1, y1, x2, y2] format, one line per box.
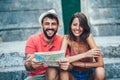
[69, 63, 74, 70]
[84, 62, 86, 68]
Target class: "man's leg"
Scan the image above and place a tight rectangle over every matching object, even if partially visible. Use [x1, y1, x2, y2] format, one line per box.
[46, 67, 59, 80]
[88, 67, 106, 80]
[24, 74, 45, 80]
[60, 70, 69, 80]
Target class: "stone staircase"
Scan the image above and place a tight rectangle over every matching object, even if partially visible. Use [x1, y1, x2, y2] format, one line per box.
[0, 41, 28, 80]
[0, 36, 120, 80]
[0, 0, 63, 80]
[95, 36, 120, 80]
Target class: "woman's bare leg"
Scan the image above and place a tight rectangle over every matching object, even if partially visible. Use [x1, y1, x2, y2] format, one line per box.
[60, 70, 69, 80]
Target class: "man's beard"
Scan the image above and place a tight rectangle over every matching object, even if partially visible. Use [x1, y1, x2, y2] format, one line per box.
[43, 29, 57, 39]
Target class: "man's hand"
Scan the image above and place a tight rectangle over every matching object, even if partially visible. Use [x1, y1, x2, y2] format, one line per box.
[58, 58, 71, 71]
[85, 48, 101, 58]
[24, 54, 45, 71]
[31, 58, 45, 68]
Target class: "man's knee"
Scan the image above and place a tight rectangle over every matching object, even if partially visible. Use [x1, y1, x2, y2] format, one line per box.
[60, 70, 69, 80]
[46, 67, 59, 80]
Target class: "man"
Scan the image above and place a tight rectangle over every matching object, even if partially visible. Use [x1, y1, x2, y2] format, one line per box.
[24, 9, 69, 80]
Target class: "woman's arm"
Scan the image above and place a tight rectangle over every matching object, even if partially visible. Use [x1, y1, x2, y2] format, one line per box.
[59, 35, 101, 70]
[66, 48, 100, 63]
[71, 53, 104, 68]
[87, 34, 104, 67]
[72, 34, 104, 68]
[60, 35, 100, 63]
[61, 35, 68, 51]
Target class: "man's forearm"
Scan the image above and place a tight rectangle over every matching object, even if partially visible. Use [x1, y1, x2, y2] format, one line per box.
[24, 54, 35, 71]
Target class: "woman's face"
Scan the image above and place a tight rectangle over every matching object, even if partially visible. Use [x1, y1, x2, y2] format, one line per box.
[71, 17, 83, 37]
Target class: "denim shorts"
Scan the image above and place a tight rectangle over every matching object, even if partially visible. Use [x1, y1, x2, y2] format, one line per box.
[24, 74, 45, 80]
[70, 68, 95, 80]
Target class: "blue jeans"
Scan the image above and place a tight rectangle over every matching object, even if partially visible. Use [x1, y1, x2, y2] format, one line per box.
[24, 74, 45, 80]
[70, 68, 95, 80]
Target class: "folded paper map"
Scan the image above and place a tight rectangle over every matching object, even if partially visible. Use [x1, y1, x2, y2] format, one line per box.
[34, 50, 65, 67]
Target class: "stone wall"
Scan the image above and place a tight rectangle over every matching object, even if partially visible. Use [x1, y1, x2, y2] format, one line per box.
[0, 0, 64, 42]
[81, 0, 120, 36]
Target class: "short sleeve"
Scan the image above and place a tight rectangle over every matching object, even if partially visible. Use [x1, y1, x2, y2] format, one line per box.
[25, 36, 36, 54]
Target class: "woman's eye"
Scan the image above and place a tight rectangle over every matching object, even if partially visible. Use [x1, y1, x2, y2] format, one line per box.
[73, 23, 77, 26]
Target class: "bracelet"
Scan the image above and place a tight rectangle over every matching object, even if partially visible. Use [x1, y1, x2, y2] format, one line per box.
[84, 63, 86, 68]
[70, 63, 74, 69]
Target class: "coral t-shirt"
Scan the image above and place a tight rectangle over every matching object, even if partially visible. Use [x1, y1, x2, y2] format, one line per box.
[25, 33, 63, 76]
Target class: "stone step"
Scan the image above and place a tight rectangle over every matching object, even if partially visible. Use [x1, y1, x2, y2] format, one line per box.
[0, 36, 120, 57]
[107, 78, 120, 80]
[94, 36, 120, 58]
[0, 36, 120, 80]
[0, 58, 120, 80]
[0, 70, 28, 80]
[0, 36, 120, 68]
[104, 58, 120, 79]
[89, 0, 120, 8]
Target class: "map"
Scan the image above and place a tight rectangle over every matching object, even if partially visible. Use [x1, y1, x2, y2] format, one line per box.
[34, 50, 65, 67]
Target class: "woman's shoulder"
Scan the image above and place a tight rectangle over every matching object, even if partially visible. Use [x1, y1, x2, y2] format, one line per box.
[87, 33, 93, 40]
[63, 35, 70, 40]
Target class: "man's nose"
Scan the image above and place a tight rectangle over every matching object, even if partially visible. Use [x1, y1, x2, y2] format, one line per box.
[49, 24, 52, 28]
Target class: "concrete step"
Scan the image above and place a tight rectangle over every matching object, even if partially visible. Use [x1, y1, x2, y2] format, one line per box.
[0, 70, 28, 80]
[94, 36, 120, 47]
[0, 41, 26, 52]
[0, 36, 120, 57]
[0, 36, 120, 80]
[0, 41, 27, 80]
[94, 36, 120, 58]
[107, 78, 120, 80]
[104, 58, 120, 79]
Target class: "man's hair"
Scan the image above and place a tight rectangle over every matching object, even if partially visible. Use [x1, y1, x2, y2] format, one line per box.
[41, 13, 59, 25]
[68, 12, 90, 42]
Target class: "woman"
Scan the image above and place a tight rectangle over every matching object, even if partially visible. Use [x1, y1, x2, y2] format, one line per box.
[60, 12, 106, 80]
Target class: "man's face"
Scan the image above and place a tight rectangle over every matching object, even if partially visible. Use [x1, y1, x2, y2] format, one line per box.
[42, 17, 58, 39]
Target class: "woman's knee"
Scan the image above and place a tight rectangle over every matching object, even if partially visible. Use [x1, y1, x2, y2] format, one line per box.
[94, 67, 106, 80]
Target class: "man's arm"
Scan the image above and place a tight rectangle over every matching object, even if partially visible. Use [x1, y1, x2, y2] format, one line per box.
[24, 54, 44, 71]
[24, 54, 35, 71]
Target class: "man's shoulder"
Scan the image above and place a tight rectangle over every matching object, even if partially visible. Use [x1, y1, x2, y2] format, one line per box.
[27, 33, 42, 41]
[55, 34, 63, 39]
[29, 33, 41, 38]
[56, 34, 63, 37]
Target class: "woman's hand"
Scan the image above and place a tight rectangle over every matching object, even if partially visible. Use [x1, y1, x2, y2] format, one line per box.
[85, 48, 101, 58]
[58, 58, 71, 70]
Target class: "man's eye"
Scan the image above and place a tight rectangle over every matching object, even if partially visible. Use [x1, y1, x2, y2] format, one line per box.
[52, 23, 57, 26]
[44, 22, 49, 25]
